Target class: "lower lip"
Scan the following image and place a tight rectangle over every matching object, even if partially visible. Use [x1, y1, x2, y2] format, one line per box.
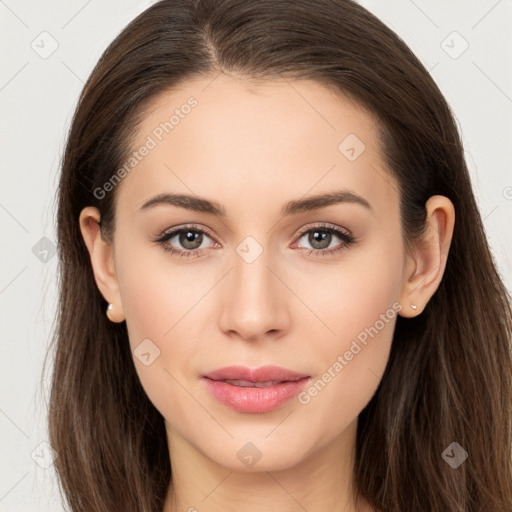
[203, 377, 310, 413]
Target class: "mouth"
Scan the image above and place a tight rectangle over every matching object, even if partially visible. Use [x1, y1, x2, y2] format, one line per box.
[201, 368, 311, 413]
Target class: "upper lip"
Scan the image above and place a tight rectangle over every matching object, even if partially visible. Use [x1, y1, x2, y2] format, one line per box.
[203, 365, 309, 383]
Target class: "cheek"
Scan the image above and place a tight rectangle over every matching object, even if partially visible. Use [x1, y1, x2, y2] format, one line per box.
[116, 236, 211, 349]
[115, 258, 201, 427]
[114, 244, 216, 404]
[294, 238, 403, 437]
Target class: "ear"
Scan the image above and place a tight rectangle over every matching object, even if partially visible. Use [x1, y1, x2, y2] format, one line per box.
[79, 206, 125, 323]
[398, 195, 455, 318]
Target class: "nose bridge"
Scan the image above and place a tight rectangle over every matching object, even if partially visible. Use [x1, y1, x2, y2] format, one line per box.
[219, 235, 288, 338]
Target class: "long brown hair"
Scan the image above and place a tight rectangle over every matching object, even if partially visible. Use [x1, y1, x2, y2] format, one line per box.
[43, 0, 512, 510]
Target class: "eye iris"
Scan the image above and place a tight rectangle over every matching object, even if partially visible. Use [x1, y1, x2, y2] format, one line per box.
[180, 230, 202, 249]
[309, 230, 331, 250]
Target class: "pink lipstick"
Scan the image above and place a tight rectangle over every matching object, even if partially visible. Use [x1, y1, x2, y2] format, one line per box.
[202, 365, 310, 413]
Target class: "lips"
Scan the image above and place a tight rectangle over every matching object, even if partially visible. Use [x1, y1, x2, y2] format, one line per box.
[202, 365, 309, 384]
[202, 365, 311, 413]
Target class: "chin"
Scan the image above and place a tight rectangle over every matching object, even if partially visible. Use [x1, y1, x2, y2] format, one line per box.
[199, 435, 314, 473]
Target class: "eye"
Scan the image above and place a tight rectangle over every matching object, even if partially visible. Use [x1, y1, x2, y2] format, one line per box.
[154, 224, 218, 259]
[293, 223, 355, 257]
[154, 222, 356, 259]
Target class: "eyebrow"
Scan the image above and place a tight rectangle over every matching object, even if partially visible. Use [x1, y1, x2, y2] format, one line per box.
[138, 190, 372, 216]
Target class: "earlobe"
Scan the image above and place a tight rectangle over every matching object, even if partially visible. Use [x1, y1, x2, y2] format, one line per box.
[398, 195, 455, 318]
[79, 207, 126, 322]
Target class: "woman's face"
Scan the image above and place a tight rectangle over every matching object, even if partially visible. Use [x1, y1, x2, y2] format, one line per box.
[97, 75, 409, 470]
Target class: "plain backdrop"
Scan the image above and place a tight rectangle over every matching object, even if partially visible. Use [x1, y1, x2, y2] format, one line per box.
[1, 1, 511, 510]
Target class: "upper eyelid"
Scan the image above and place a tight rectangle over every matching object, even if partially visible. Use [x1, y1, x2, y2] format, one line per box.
[159, 223, 217, 241]
[296, 222, 351, 237]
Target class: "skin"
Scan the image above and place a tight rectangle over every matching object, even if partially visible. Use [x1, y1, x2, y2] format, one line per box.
[79, 73, 455, 512]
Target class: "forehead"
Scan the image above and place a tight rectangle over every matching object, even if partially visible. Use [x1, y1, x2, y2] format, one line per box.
[116, 74, 399, 221]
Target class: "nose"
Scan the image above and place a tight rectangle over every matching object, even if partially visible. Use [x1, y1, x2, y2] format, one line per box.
[218, 244, 290, 342]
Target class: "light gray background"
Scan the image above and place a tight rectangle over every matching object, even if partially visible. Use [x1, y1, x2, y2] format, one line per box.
[1, 1, 511, 510]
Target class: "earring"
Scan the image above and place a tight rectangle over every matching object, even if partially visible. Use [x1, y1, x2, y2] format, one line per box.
[106, 302, 125, 323]
[410, 303, 417, 310]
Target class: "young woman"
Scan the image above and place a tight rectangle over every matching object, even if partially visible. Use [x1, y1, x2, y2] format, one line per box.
[46, 0, 512, 511]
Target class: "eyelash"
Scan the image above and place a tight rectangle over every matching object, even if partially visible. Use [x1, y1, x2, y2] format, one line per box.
[154, 222, 356, 260]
